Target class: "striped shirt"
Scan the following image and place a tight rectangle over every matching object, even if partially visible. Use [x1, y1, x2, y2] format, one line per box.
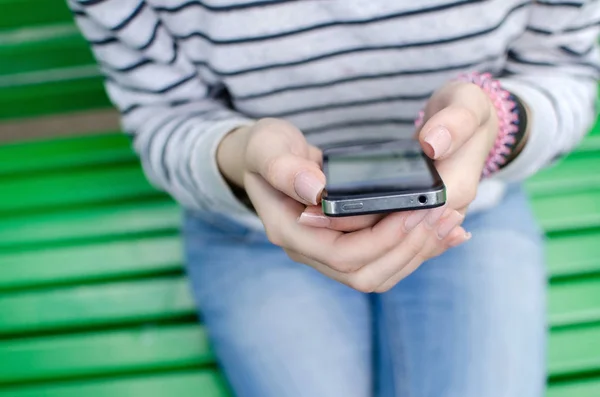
[69, 0, 600, 229]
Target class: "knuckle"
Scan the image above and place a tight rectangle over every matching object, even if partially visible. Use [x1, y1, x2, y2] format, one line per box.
[461, 82, 486, 100]
[284, 250, 303, 264]
[263, 154, 293, 187]
[403, 237, 425, 259]
[264, 227, 284, 247]
[348, 275, 378, 293]
[462, 184, 478, 204]
[452, 105, 479, 128]
[325, 253, 360, 273]
[375, 282, 395, 294]
[263, 154, 283, 183]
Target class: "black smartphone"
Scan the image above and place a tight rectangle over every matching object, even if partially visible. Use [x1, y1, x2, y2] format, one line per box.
[321, 139, 446, 217]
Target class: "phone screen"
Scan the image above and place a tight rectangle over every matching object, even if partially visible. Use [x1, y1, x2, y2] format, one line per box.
[325, 140, 439, 194]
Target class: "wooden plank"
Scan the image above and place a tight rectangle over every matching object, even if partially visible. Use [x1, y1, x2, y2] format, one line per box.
[0, 235, 182, 291]
[548, 377, 600, 397]
[0, 370, 230, 397]
[0, 134, 133, 176]
[0, 324, 213, 384]
[3, 267, 598, 335]
[549, 276, 600, 327]
[0, 176, 596, 251]
[0, 164, 159, 212]
[0, 1, 73, 30]
[532, 190, 600, 233]
[0, 24, 93, 76]
[0, 277, 195, 335]
[527, 154, 600, 197]
[0, 200, 180, 250]
[3, 270, 599, 335]
[575, 134, 600, 153]
[0, 165, 161, 214]
[546, 231, 600, 278]
[549, 324, 600, 377]
[0, 75, 109, 120]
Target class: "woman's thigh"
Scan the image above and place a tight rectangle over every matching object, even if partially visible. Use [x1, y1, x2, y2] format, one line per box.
[375, 185, 547, 397]
[183, 212, 373, 397]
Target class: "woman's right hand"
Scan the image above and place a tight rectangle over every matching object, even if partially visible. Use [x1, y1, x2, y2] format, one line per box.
[217, 118, 470, 293]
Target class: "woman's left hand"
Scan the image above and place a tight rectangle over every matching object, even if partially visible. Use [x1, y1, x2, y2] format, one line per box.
[417, 81, 499, 216]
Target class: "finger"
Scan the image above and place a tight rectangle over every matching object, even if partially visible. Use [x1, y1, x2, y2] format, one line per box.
[246, 171, 403, 272]
[244, 172, 306, 245]
[308, 145, 323, 167]
[298, 205, 384, 232]
[288, 221, 431, 293]
[345, 222, 431, 292]
[446, 226, 472, 248]
[373, 209, 465, 292]
[418, 83, 492, 160]
[245, 119, 325, 205]
[374, 225, 470, 293]
[296, 210, 412, 273]
[434, 126, 491, 209]
[248, 167, 444, 275]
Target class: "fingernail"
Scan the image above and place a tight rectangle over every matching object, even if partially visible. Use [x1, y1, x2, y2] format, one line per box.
[449, 231, 472, 247]
[425, 205, 446, 228]
[423, 126, 451, 159]
[404, 210, 428, 232]
[294, 172, 324, 205]
[298, 211, 330, 228]
[437, 211, 465, 240]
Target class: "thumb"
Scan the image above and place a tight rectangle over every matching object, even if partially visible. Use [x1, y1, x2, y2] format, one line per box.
[245, 118, 325, 205]
[418, 83, 493, 160]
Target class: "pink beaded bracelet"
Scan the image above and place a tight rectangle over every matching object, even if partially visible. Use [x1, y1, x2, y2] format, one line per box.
[415, 72, 520, 178]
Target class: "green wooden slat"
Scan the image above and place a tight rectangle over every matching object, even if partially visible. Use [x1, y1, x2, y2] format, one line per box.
[0, 75, 109, 120]
[0, 164, 161, 213]
[0, 200, 180, 250]
[0, 0, 73, 30]
[2, 267, 598, 336]
[588, 112, 600, 136]
[0, 370, 230, 397]
[0, 134, 134, 176]
[3, 269, 599, 336]
[546, 231, 600, 278]
[0, 24, 93, 76]
[0, 235, 182, 290]
[531, 190, 600, 233]
[0, 324, 213, 384]
[547, 377, 600, 397]
[527, 154, 600, 197]
[575, 134, 600, 153]
[549, 324, 600, 377]
[549, 276, 600, 327]
[0, 172, 594, 250]
[0, 277, 194, 335]
[0, 226, 596, 292]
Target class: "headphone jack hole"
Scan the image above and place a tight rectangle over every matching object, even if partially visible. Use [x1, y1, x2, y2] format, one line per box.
[418, 195, 428, 204]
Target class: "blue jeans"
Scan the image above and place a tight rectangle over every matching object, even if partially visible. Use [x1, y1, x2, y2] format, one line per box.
[183, 185, 546, 397]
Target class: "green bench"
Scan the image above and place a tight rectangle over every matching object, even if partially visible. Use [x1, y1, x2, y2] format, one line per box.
[1, 1, 600, 395]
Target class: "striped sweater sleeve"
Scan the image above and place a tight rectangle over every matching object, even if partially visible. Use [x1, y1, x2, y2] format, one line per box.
[67, 0, 259, 227]
[495, 0, 600, 181]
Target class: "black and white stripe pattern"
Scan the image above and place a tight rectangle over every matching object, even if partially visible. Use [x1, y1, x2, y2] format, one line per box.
[69, 0, 600, 227]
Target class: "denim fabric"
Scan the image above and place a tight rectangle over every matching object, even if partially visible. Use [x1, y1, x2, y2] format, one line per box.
[183, 185, 546, 397]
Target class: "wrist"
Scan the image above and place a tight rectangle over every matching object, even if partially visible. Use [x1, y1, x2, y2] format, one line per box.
[216, 123, 254, 188]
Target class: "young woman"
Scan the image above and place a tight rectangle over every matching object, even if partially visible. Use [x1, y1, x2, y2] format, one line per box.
[71, 1, 599, 395]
